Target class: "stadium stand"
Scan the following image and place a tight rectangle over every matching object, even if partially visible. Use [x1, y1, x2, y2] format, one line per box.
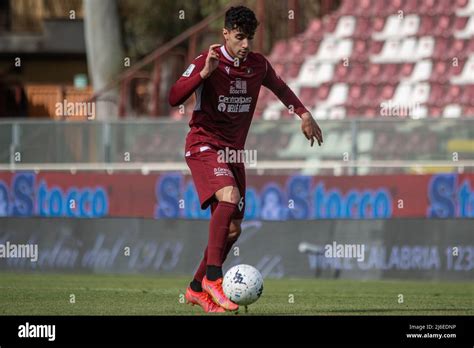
[257, 0, 474, 120]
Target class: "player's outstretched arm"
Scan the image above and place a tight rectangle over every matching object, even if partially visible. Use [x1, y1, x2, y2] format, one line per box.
[300, 112, 323, 147]
[261, 57, 323, 147]
[168, 44, 221, 107]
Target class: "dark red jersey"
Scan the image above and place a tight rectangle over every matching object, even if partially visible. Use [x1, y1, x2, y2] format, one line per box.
[169, 45, 308, 151]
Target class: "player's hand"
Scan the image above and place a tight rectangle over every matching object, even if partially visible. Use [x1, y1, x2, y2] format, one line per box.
[301, 112, 323, 147]
[200, 44, 221, 79]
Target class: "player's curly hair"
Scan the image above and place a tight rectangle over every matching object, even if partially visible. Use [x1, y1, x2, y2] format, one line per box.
[225, 6, 259, 38]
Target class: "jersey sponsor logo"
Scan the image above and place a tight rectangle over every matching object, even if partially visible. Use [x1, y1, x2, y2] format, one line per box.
[217, 95, 252, 113]
[182, 64, 195, 77]
[218, 103, 227, 112]
[230, 78, 247, 95]
[225, 66, 231, 75]
[213, 167, 234, 178]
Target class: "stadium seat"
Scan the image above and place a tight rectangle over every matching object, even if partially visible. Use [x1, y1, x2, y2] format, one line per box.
[415, 36, 435, 60]
[373, 15, 403, 41]
[399, 37, 419, 62]
[443, 104, 463, 117]
[328, 106, 347, 119]
[353, 17, 371, 39]
[411, 104, 428, 119]
[371, 39, 400, 63]
[317, 83, 349, 108]
[454, 15, 474, 38]
[433, 37, 450, 59]
[432, 15, 453, 37]
[412, 82, 431, 104]
[326, 16, 357, 38]
[333, 62, 350, 82]
[390, 82, 412, 105]
[347, 63, 366, 84]
[400, 14, 421, 37]
[403, 59, 433, 82]
[457, 0, 474, 16]
[448, 38, 468, 59]
[299, 87, 318, 107]
[451, 55, 474, 84]
[418, 15, 436, 36]
[297, 60, 334, 86]
[260, 0, 473, 119]
[303, 39, 320, 56]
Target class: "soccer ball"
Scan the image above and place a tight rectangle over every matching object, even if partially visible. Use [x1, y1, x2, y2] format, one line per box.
[223, 264, 264, 306]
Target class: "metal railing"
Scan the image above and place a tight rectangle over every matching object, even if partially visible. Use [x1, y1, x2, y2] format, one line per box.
[0, 118, 473, 175]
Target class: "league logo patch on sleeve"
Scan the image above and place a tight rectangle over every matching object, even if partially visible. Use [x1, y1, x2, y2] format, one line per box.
[182, 64, 196, 77]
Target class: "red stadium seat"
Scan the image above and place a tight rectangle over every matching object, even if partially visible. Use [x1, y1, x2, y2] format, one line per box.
[418, 15, 436, 36]
[380, 83, 396, 100]
[399, 63, 414, 78]
[365, 63, 382, 83]
[360, 84, 380, 107]
[402, 0, 419, 13]
[334, 63, 350, 82]
[316, 83, 331, 101]
[380, 64, 400, 84]
[433, 37, 450, 59]
[433, 15, 453, 37]
[347, 63, 366, 84]
[428, 83, 445, 106]
[259, 0, 472, 119]
[351, 39, 370, 61]
[428, 106, 443, 118]
[347, 83, 364, 106]
[448, 38, 468, 59]
[353, 17, 371, 39]
[353, 0, 373, 17]
[304, 19, 324, 39]
[303, 39, 320, 56]
[299, 87, 318, 106]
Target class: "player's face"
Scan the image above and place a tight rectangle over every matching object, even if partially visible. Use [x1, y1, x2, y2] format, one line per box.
[223, 28, 253, 60]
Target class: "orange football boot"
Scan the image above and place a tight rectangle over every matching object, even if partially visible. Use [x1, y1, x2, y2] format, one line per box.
[185, 287, 225, 313]
[202, 276, 239, 311]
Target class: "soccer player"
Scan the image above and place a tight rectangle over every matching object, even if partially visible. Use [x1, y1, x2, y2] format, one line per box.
[169, 5, 323, 313]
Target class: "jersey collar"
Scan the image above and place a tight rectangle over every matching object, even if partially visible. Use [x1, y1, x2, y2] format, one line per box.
[220, 45, 247, 63]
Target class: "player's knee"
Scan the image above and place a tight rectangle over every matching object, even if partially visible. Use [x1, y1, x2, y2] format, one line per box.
[216, 186, 241, 205]
[228, 221, 242, 242]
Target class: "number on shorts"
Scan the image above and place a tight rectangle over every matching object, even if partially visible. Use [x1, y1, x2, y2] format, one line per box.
[238, 197, 244, 211]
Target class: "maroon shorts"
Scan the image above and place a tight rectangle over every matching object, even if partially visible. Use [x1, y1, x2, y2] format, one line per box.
[185, 145, 246, 220]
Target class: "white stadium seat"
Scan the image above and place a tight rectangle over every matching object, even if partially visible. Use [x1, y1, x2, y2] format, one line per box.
[400, 14, 421, 37]
[403, 60, 433, 82]
[318, 83, 349, 108]
[327, 16, 357, 38]
[443, 104, 462, 118]
[373, 15, 402, 40]
[411, 82, 431, 104]
[454, 15, 474, 38]
[297, 60, 334, 86]
[451, 55, 474, 84]
[391, 82, 412, 105]
[371, 39, 400, 63]
[457, 0, 474, 16]
[415, 36, 435, 60]
[399, 37, 418, 62]
[410, 104, 428, 119]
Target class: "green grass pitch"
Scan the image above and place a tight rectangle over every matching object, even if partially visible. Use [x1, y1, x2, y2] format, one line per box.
[0, 273, 472, 315]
